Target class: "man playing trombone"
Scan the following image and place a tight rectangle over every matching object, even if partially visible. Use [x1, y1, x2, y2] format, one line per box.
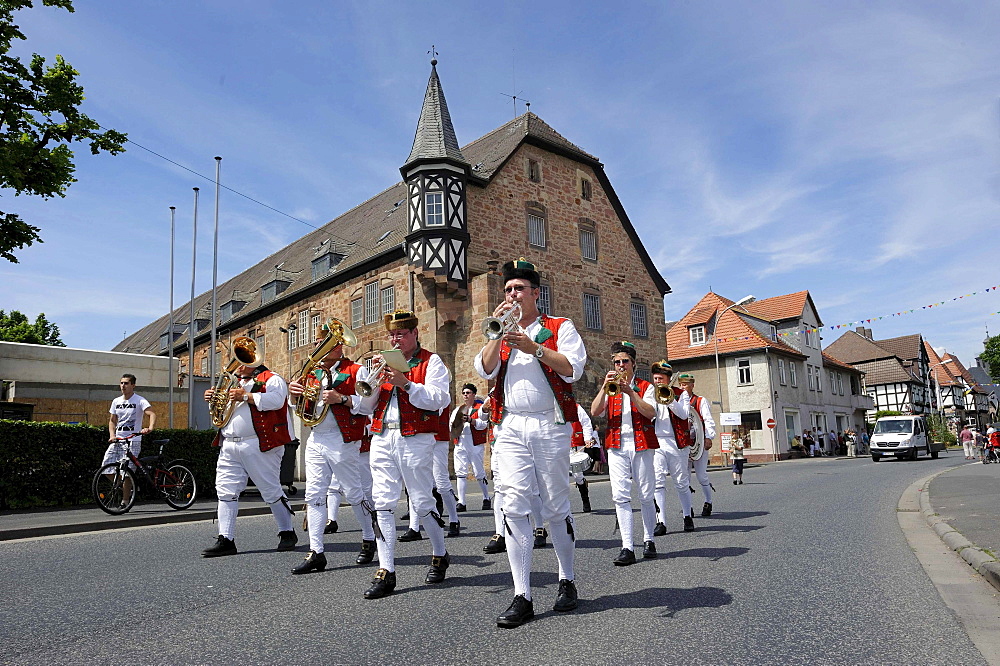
[476, 258, 587, 628]
[358, 309, 452, 599]
[287, 319, 377, 574]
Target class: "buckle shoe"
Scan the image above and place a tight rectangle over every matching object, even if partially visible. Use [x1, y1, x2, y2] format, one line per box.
[652, 522, 667, 537]
[497, 595, 534, 628]
[364, 568, 396, 599]
[483, 534, 506, 554]
[482, 498, 492, 510]
[447, 521, 461, 537]
[324, 520, 339, 534]
[643, 540, 657, 559]
[613, 548, 637, 566]
[701, 502, 713, 517]
[553, 579, 578, 612]
[683, 516, 695, 532]
[277, 530, 299, 551]
[291, 550, 327, 574]
[455, 503, 467, 513]
[202, 535, 237, 558]
[397, 527, 422, 542]
[425, 552, 450, 584]
[533, 527, 548, 549]
[356, 539, 376, 565]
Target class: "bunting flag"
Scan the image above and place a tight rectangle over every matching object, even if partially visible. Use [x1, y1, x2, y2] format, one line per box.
[709, 283, 1000, 344]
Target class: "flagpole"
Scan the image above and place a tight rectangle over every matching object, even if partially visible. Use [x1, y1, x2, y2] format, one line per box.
[210, 156, 221, 384]
[168, 205, 176, 429]
[188, 187, 199, 428]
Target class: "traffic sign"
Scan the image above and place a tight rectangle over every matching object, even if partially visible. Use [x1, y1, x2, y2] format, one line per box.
[766, 418, 776, 429]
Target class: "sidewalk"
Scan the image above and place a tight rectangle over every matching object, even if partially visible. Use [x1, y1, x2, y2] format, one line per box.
[0, 464, 746, 542]
[922, 461, 1000, 592]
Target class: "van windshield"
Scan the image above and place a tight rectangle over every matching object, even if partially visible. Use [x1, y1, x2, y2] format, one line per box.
[874, 419, 913, 435]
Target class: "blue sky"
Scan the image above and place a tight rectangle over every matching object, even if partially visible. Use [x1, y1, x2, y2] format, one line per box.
[3, 1, 999, 368]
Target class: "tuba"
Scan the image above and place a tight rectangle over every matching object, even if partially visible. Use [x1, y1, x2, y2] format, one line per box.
[209, 336, 264, 428]
[293, 318, 357, 427]
[688, 412, 706, 461]
[482, 303, 522, 340]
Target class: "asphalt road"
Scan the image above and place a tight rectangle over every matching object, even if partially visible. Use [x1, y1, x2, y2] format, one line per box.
[1, 453, 990, 665]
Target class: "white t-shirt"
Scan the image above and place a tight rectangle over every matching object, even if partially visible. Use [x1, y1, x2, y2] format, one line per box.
[110, 393, 151, 441]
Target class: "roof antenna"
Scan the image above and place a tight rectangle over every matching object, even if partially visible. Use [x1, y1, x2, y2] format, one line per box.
[500, 49, 529, 119]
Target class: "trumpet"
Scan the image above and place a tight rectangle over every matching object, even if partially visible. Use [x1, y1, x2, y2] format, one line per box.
[293, 318, 357, 427]
[209, 336, 264, 428]
[605, 369, 628, 396]
[482, 302, 523, 340]
[356, 344, 400, 398]
[654, 383, 675, 405]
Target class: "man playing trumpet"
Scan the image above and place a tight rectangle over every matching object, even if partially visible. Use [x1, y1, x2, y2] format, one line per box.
[476, 258, 587, 628]
[287, 319, 377, 574]
[648, 361, 694, 536]
[358, 309, 452, 599]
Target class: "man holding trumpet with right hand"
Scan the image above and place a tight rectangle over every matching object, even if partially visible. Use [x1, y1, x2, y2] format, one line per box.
[476, 258, 587, 628]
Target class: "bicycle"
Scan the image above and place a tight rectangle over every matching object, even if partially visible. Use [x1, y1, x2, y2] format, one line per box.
[92, 435, 198, 515]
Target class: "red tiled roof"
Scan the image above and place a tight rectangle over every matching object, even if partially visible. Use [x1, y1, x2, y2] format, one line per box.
[743, 291, 816, 324]
[666, 292, 806, 361]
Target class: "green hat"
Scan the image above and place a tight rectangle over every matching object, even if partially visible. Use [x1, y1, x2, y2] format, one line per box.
[677, 372, 695, 381]
[651, 359, 673, 374]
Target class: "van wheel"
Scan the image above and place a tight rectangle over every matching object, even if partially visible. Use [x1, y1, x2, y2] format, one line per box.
[872, 454, 881, 462]
[930, 446, 939, 459]
[910, 448, 920, 461]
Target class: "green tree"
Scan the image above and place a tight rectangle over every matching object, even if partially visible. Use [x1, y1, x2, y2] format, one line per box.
[0, 309, 64, 345]
[0, 0, 126, 263]
[982, 334, 1000, 384]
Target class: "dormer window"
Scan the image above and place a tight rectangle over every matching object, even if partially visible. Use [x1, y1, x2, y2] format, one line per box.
[194, 318, 209, 333]
[158, 324, 185, 351]
[261, 279, 291, 304]
[689, 325, 706, 346]
[425, 190, 444, 227]
[311, 252, 346, 282]
[220, 300, 246, 323]
[769, 324, 778, 341]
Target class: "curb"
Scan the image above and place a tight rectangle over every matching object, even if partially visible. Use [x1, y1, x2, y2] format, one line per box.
[915, 467, 1000, 593]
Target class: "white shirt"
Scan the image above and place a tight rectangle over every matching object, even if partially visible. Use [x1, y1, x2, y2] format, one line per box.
[306, 362, 370, 437]
[691, 394, 717, 439]
[221, 373, 288, 440]
[358, 349, 451, 424]
[475, 316, 587, 419]
[110, 393, 151, 441]
[577, 403, 595, 444]
[647, 386, 691, 444]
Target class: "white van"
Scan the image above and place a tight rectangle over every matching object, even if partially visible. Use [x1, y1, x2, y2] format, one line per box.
[870, 415, 943, 461]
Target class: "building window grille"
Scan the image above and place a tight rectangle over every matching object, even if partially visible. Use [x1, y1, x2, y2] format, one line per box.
[364, 282, 379, 325]
[737, 358, 752, 385]
[807, 365, 816, 390]
[527, 213, 546, 248]
[425, 191, 444, 227]
[287, 326, 297, 351]
[635, 368, 650, 382]
[351, 298, 363, 330]
[255, 334, 265, 359]
[297, 310, 309, 347]
[630, 302, 648, 338]
[583, 293, 602, 330]
[580, 177, 592, 200]
[381, 286, 395, 315]
[790, 362, 798, 387]
[311, 314, 321, 344]
[538, 284, 551, 315]
[580, 228, 597, 261]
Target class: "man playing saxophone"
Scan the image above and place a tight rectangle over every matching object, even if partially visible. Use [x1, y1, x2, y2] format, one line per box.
[287, 319, 377, 574]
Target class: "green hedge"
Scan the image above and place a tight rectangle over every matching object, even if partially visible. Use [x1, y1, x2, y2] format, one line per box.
[0, 420, 218, 509]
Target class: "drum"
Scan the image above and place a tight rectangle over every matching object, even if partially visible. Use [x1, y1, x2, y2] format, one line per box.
[569, 449, 593, 475]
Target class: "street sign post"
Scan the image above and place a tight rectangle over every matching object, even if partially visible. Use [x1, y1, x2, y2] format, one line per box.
[767, 418, 776, 429]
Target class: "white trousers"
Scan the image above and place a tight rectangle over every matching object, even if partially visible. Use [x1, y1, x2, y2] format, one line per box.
[455, 439, 488, 505]
[327, 450, 373, 521]
[214, 437, 291, 539]
[691, 448, 714, 502]
[607, 445, 656, 547]
[653, 442, 693, 522]
[370, 430, 445, 571]
[963, 441, 976, 458]
[303, 431, 374, 552]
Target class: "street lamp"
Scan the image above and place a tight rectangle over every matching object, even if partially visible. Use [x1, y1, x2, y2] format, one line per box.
[930, 358, 954, 420]
[714, 295, 755, 414]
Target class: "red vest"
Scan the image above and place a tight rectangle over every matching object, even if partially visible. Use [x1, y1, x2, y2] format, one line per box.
[370, 348, 440, 436]
[604, 378, 658, 451]
[359, 418, 372, 454]
[435, 409, 450, 442]
[212, 370, 292, 452]
[571, 420, 585, 448]
[469, 406, 488, 446]
[315, 360, 367, 442]
[489, 316, 578, 426]
[670, 387, 693, 449]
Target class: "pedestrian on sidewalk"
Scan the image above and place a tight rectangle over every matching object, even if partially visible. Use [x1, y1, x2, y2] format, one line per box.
[803, 430, 815, 457]
[845, 430, 856, 457]
[960, 426, 975, 460]
[731, 426, 746, 485]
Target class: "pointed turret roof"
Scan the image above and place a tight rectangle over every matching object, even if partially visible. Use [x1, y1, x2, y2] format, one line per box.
[404, 61, 467, 167]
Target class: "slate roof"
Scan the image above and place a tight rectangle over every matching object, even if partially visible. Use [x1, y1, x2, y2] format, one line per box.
[666, 292, 806, 361]
[853, 358, 919, 385]
[404, 63, 467, 166]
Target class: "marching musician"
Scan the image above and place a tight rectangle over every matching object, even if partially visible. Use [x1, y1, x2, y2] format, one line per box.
[451, 384, 491, 512]
[399, 409, 462, 539]
[358, 309, 452, 599]
[647, 361, 694, 536]
[476, 258, 587, 628]
[326, 422, 375, 535]
[287, 321, 377, 574]
[591, 341, 659, 564]
[202, 363, 298, 557]
[570, 402, 595, 513]
[676, 373, 717, 515]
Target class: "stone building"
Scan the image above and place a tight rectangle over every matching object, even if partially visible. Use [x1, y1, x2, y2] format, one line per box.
[115, 61, 671, 435]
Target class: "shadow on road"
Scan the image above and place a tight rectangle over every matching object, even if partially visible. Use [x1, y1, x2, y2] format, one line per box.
[575, 585, 733, 617]
[692, 523, 766, 533]
[665, 546, 750, 561]
[705, 511, 769, 521]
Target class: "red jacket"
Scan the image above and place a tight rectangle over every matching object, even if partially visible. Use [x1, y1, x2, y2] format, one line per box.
[604, 378, 658, 451]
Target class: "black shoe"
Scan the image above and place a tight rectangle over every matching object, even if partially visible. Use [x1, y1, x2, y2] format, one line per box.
[456, 503, 467, 513]
[613, 548, 637, 566]
[482, 498, 492, 511]
[553, 579, 578, 612]
[447, 521, 461, 537]
[291, 550, 327, 574]
[277, 530, 298, 551]
[533, 527, 548, 549]
[364, 568, 396, 599]
[652, 522, 667, 537]
[497, 595, 534, 628]
[579, 481, 591, 513]
[701, 502, 713, 517]
[643, 540, 657, 559]
[202, 535, 237, 558]
[733, 480, 738, 485]
[683, 516, 695, 532]
[401, 512, 410, 521]
[356, 539, 376, 565]
[484, 534, 506, 554]
[739, 480, 744, 485]
[398, 527, 422, 542]
[425, 552, 450, 584]
[324, 520, 339, 534]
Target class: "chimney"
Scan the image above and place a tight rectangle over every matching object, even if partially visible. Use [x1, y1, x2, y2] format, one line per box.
[855, 326, 872, 340]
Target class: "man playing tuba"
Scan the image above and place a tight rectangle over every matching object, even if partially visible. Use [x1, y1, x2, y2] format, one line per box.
[677, 373, 718, 515]
[287, 319, 378, 574]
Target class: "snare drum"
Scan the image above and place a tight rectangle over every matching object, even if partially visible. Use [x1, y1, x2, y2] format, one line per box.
[569, 449, 593, 476]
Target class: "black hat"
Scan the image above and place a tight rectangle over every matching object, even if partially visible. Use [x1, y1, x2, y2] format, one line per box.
[501, 257, 540, 288]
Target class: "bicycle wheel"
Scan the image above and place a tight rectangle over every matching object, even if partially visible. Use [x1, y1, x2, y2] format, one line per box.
[161, 463, 198, 510]
[93, 463, 137, 515]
